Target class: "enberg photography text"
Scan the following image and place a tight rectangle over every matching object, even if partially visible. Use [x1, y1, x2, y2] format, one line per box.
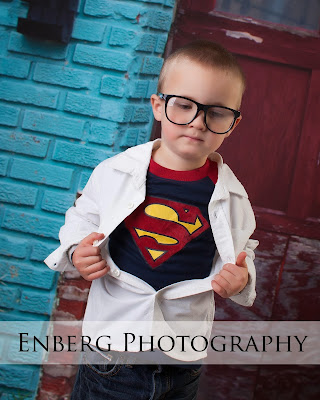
[1, 321, 319, 365]
[19, 332, 308, 353]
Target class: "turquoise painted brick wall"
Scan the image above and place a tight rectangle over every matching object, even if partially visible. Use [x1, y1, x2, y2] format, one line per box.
[0, 0, 175, 398]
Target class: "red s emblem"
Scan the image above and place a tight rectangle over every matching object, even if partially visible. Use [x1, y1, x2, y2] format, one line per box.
[125, 196, 209, 268]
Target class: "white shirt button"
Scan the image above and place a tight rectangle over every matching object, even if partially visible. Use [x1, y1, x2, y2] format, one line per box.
[112, 269, 121, 277]
[128, 202, 134, 209]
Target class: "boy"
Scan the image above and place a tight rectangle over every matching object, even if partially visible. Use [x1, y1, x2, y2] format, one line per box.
[45, 40, 258, 399]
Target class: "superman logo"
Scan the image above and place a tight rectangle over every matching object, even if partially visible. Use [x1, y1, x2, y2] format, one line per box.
[125, 196, 209, 268]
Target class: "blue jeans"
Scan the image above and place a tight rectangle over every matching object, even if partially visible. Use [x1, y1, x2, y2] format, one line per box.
[71, 354, 202, 400]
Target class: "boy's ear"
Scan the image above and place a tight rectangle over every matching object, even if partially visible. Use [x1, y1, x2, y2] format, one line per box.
[226, 115, 242, 137]
[150, 94, 162, 122]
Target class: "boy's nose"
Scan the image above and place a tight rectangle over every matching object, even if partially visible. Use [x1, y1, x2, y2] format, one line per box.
[189, 110, 206, 130]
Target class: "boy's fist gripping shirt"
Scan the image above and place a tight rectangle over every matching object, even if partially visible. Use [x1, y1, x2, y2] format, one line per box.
[109, 158, 218, 291]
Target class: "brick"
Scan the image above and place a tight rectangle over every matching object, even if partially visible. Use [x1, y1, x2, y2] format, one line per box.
[7, 339, 44, 364]
[53, 141, 109, 168]
[19, 288, 56, 315]
[22, 110, 85, 140]
[0, 181, 38, 206]
[73, 44, 131, 72]
[0, 56, 30, 78]
[141, 9, 174, 31]
[109, 27, 137, 47]
[0, 3, 28, 28]
[0, 285, 20, 309]
[0, 26, 10, 55]
[62, 278, 90, 290]
[33, 62, 93, 89]
[64, 269, 81, 280]
[0, 155, 9, 176]
[0, 104, 20, 127]
[89, 121, 117, 145]
[147, 80, 158, 97]
[30, 241, 58, 262]
[0, 80, 59, 109]
[155, 34, 168, 53]
[127, 80, 149, 98]
[43, 364, 78, 379]
[0, 235, 29, 258]
[132, 105, 152, 122]
[0, 5, 16, 28]
[1, 392, 33, 400]
[58, 283, 89, 302]
[121, 128, 138, 147]
[0, 311, 46, 323]
[8, 32, 68, 60]
[141, 55, 163, 75]
[0, 333, 4, 358]
[137, 128, 149, 144]
[57, 298, 86, 320]
[99, 101, 133, 122]
[0, 321, 35, 336]
[2, 209, 64, 240]
[42, 191, 75, 214]
[136, 33, 157, 52]
[100, 75, 126, 97]
[85, 0, 143, 20]
[10, 159, 74, 189]
[0, 129, 49, 158]
[72, 18, 106, 42]
[38, 374, 73, 396]
[0, 365, 40, 391]
[64, 92, 101, 117]
[51, 308, 77, 321]
[79, 170, 91, 191]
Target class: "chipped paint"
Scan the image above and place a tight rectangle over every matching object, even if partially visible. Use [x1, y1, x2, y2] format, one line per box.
[224, 30, 263, 43]
[59, 285, 89, 301]
[210, 11, 319, 38]
[9, 265, 18, 279]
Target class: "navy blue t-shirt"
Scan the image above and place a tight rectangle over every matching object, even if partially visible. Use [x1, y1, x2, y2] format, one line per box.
[108, 158, 218, 291]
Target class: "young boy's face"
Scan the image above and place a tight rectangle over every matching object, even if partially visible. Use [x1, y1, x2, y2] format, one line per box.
[151, 59, 243, 170]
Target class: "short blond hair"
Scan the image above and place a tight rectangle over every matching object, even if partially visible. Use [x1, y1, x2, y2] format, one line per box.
[158, 40, 246, 95]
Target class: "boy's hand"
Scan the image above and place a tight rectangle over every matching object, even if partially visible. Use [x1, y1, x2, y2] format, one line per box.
[211, 252, 248, 298]
[72, 232, 110, 281]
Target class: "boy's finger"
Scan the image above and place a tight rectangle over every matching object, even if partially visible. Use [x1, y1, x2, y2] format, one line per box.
[221, 263, 238, 276]
[76, 246, 101, 258]
[86, 268, 109, 281]
[81, 259, 107, 275]
[219, 269, 236, 283]
[76, 255, 103, 268]
[213, 273, 232, 290]
[86, 265, 110, 281]
[81, 232, 105, 246]
[236, 251, 247, 268]
[211, 280, 228, 298]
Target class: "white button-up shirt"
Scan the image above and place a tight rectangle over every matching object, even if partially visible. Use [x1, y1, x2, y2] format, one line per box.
[45, 139, 258, 361]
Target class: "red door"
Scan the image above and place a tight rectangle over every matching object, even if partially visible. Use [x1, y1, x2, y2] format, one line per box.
[153, 1, 320, 398]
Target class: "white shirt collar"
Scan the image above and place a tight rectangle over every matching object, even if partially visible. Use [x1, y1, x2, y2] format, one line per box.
[108, 139, 248, 199]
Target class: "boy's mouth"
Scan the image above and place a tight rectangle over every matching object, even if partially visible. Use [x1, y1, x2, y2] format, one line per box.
[182, 135, 204, 142]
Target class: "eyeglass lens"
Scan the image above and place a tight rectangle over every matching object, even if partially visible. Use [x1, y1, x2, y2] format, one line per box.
[166, 97, 235, 133]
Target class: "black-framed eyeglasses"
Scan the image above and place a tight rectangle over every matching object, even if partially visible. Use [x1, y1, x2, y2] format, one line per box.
[158, 93, 241, 134]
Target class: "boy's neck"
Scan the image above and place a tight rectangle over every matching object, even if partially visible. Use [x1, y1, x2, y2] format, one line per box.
[152, 145, 207, 171]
